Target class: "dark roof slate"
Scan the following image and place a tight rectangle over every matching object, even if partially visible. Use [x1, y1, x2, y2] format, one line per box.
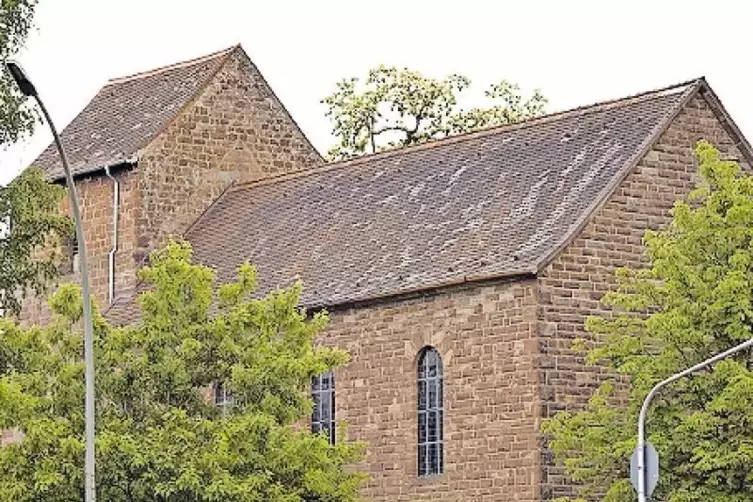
[176, 82, 695, 310]
[31, 46, 235, 179]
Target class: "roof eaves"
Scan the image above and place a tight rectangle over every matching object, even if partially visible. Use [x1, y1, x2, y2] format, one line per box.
[529, 78, 705, 276]
[305, 269, 537, 312]
[47, 155, 138, 183]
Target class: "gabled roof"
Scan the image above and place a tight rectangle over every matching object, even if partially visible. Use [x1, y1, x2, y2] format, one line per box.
[105, 77, 753, 325]
[170, 79, 710, 310]
[31, 46, 237, 180]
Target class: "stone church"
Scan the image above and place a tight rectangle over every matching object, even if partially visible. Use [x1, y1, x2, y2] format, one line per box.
[19, 45, 753, 501]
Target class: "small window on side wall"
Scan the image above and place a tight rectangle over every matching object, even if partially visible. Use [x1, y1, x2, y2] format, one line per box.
[418, 346, 443, 476]
[311, 370, 335, 444]
[214, 382, 234, 415]
[59, 234, 80, 275]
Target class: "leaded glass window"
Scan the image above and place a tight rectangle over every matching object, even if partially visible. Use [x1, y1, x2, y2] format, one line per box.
[418, 347, 443, 476]
[312, 370, 335, 444]
[214, 382, 234, 415]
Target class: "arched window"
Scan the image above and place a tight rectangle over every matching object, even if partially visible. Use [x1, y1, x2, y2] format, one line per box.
[214, 382, 234, 415]
[417, 347, 443, 476]
[311, 370, 335, 444]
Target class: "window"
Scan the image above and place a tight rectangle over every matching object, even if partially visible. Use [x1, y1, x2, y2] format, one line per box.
[418, 347, 443, 476]
[214, 382, 234, 414]
[59, 234, 80, 275]
[311, 370, 335, 444]
[71, 234, 80, 274]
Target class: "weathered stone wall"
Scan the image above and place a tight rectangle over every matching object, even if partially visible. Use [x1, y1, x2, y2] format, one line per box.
[20, 47, 320, 324]
[19, 168, 140, 324]
[320, 277, 541, 502]
[537, 93, 750, 500]
[17, 75, 753, 502]
[135, 48, 322, 263]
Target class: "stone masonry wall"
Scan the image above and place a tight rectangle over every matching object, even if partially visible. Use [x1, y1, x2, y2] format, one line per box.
[21, 47, 321, 325]
[136, 48, 322, 263]
[19, 168, 140, 325]
[536, 93, 750, 500]
[320, 277, 541, 502]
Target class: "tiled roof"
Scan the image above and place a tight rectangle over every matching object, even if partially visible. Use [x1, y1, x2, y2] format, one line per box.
[184, 81, 697, 307]
[106, 80, 704, 325]
[31, 46, 236, 179]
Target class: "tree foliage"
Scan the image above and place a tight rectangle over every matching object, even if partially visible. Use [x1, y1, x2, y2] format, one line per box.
[323, 65, 546, 160]
[1, 0, 39, 145]
[543, 142, 753, 502]
[0, 240, 365, 501]
[0, 3, 72, 316]
[0, 167, 71, 316]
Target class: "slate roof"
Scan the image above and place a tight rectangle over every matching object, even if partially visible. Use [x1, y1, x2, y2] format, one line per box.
[31, 46, 236, 180]
[109, 77, 753, 326]
[159, 80, 700, 312]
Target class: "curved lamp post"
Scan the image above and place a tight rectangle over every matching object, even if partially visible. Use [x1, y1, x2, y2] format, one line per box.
[635, 336, 753, 502]
[4, 61, 97, 502]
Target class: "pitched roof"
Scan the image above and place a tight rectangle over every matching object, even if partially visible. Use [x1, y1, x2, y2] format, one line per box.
[108, 77, 753, 326]
[173, 79, 702, 310]
[31, 46, 236, 180]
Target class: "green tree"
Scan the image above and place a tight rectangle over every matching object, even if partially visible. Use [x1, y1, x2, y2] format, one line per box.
[0, 167, 72, 316]
[323, 65, 546, 160]
[543, 142, 753, 502]
[0, 1, 71, 317]
[1, 0, 39, 144]
[0, 240, 365, 501]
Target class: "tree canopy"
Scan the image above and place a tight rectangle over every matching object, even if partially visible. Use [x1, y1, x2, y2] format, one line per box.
[1, 0, 39, 145]
[0, 240, 365, 501]
[323, 65, 546, 160]
[0, 1, 71, 316]
[543, 142, 753, 502]
[0, 167, 71, 316]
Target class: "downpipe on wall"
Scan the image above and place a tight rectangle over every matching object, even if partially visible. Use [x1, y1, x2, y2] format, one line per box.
[104, 166, 119, 304]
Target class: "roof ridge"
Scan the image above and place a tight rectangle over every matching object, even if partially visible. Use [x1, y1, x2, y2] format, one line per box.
[229, 77, 703, 192]
[105, 44, 239, 86]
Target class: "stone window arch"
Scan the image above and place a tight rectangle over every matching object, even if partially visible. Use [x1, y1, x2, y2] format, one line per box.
[417, 346, 443, 476]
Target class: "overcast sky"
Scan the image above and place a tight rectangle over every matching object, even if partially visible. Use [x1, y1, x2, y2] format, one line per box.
[1, 0, 751, 184]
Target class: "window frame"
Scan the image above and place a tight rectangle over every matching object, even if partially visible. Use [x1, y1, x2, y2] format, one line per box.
[417, 346, 443, 477]
[311, 370, 336, 444]
[214, 381, 234, 415]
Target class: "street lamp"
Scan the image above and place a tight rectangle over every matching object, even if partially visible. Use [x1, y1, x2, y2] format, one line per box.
[634, 335, 753, 502]
[4, 61, 97, 502]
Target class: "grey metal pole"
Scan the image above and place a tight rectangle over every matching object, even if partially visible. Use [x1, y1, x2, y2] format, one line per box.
[34, 98, 97, 502]
[5, 60, 96, 500]
[636, 336, 753, 502]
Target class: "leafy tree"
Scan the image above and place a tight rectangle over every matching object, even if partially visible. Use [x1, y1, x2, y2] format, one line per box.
[0, 167, 72, 316]
[0, 240, 365, 501]
[1, 0, 39, 145]
[543, 142, 753, 502]
[323, 65, 546, 160]
[1, 1, 71, 317]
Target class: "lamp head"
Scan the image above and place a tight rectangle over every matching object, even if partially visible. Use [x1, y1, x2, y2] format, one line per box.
[4, 61, 37, 97]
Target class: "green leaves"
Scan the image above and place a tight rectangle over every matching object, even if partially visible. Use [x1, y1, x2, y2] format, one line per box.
[544, 142, 753, 501]
[0, 168, 72, 316]
[322, 65, 546, 161]
[0, 240, 363, 501]
[0, 0, 39, 145]
[0, 3, 73, 316]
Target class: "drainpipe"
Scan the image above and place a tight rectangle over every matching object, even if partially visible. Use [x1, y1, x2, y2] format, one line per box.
[104, 166, 119, 304]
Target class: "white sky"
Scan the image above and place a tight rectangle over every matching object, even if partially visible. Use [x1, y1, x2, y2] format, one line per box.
[1, 0, 751, 184]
